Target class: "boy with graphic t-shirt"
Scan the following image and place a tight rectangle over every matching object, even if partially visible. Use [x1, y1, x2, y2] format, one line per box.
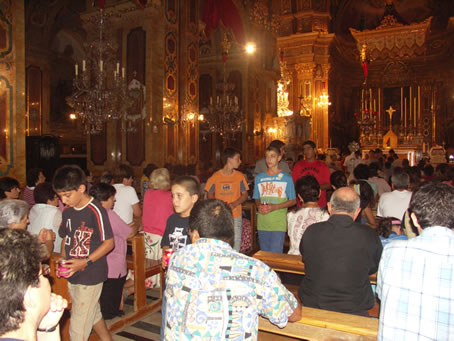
[53, 165, 114, 341]
[161, 176, 200, 256]
[254, 146, 296, 253]
[205, 148, 249, 251]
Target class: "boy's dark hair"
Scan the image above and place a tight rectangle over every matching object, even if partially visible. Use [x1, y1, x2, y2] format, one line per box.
[115, 164, 134, 183]
[189, 199, 234, 247]
[423, 164, 434, 177]
[221, 147, 241, 165]
[26, 168, 43, 187]
[90, 183, 116, 202]
[34, 182, 57, 204]
[143, 163, 157, 178]
[265, 145, 280, 155]
[100, 172, 113, 184]
[0, 229, 42, 335]
[368, 162, 380, 177]
[0, 177, 20, 199]
[303, 140, 316, 149]
[330, 170, 347, 189]
[173, 176, 200, 197]
[52, 165, 86, 192]
[409, 182, 454, 230]
[269, 140, 285, 151]
[295, 175, 320, 203]
[353, 163, 370, 180]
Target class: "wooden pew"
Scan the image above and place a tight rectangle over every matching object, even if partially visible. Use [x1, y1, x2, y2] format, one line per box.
[253, 250, 377, 284]
[107, 233, 163, 334]
[259, 306, 378, 340]
[253, 250, 379, 338]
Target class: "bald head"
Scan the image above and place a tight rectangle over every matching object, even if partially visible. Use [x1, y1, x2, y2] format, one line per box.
[329, 187, 361, 217]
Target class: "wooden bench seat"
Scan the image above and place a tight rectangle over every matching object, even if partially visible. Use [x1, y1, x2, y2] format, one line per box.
[259, 306, 378, 340]
[253, 250, 377, 284]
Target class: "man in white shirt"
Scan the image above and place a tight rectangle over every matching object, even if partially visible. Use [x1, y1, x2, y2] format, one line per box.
[113, 164, 141, 224]
[377, 170, 411, 220]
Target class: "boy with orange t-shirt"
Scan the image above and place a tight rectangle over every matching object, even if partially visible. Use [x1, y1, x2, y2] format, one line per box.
[205, 148, 249, 251]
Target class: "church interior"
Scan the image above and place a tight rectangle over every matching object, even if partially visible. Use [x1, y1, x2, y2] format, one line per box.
[1, 0, 454, 183]
[1, 1, 454, 339]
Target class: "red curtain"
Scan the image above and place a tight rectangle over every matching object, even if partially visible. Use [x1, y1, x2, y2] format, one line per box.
[202, 0, 245, 44]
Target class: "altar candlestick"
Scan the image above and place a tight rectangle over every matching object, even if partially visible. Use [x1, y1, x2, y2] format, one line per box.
[100, 60, 103, 72]
[410, 86, 412, 128]
[116, 62, 120, 73]
[414, 97, 417, 129]
[75, 64, 78, 76]
[404, 98, 407, 129]
[369, 89, 372, 112]
[122, 67, 125, 79]
[400, 87, 403, 130]
[378, 88, 381, 130]
[82, 60, 86, 72]
[418, 85, 421, 124]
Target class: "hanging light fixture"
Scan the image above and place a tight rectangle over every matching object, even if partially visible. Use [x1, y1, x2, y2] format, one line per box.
[66, 1, 132, 134]
[204, 33, 243, 139]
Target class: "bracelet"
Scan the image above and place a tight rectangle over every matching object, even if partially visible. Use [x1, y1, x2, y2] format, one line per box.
[37, 324, 58, 332]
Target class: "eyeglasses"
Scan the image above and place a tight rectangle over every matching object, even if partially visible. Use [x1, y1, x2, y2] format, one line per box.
[39, 264, 50, 277]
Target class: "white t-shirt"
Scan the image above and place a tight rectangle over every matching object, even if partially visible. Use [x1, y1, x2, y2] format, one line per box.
[113, 184, 140, 224]
[377, 190, 412, 220]
[27, 203, 63, 253]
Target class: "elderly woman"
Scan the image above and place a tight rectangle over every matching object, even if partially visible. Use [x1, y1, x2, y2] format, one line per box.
[0, 199, 54, 258]
[287, 176, 329, 255]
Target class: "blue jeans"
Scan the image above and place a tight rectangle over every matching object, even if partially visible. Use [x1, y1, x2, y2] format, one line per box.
[258, 230, 285, 253]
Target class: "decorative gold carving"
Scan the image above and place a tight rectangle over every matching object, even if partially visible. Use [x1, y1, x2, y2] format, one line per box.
[350, 17, 432, 60]
[295, 63, 315, 76]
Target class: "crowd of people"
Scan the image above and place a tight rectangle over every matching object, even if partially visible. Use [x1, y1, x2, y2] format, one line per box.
[0, 140, 453, 340]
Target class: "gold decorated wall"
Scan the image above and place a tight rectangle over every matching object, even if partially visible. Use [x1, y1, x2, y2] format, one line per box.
[0, 0, 26, 183]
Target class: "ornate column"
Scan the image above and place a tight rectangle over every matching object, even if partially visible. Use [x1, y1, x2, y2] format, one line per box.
[0, 0, 26, 182]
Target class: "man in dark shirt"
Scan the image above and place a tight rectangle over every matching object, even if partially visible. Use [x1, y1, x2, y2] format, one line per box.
[299, 186, 382, 315]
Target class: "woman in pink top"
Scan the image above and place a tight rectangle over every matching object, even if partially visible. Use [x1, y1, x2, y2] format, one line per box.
[90, 183, 135, 319]
[142, 168, 173, 287]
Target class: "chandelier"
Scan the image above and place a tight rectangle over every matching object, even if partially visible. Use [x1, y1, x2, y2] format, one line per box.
[66, 2, 132, 134]
[204, 33, 243, 139]
[277, 51, 293, 118]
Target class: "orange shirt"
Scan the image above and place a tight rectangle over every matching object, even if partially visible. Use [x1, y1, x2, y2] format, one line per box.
[205, 170, 249, 218]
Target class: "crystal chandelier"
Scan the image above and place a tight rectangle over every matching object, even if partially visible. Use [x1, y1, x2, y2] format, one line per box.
[277, 51, 293, 118]
[66, 2, 131, 134]
[204, 33, 243, 139]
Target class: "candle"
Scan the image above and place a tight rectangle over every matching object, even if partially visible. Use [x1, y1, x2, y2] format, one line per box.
[378, 88, 381, 129]
[114, 71, 117, 80]
[414, 97, 417, 128]
[82, 60, 86, 72]
[100, 60, 103, 72]
[116, 62, 120, 73]
[369, 89, 372, 111]
[373, 99, 376, 112]
[210, 97, 213, 105]
[235, 97, 238, 105]
[75, 64, 78, 76]
[400, 87, 403, 130]
[122, 67, 125, 78]
[409, 86, 412, 127]
[404, 98, 407, 129]
[418, 85, 421, 123]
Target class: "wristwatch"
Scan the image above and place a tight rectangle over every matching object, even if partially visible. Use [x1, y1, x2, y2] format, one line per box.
[86, 258, 93, 266]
